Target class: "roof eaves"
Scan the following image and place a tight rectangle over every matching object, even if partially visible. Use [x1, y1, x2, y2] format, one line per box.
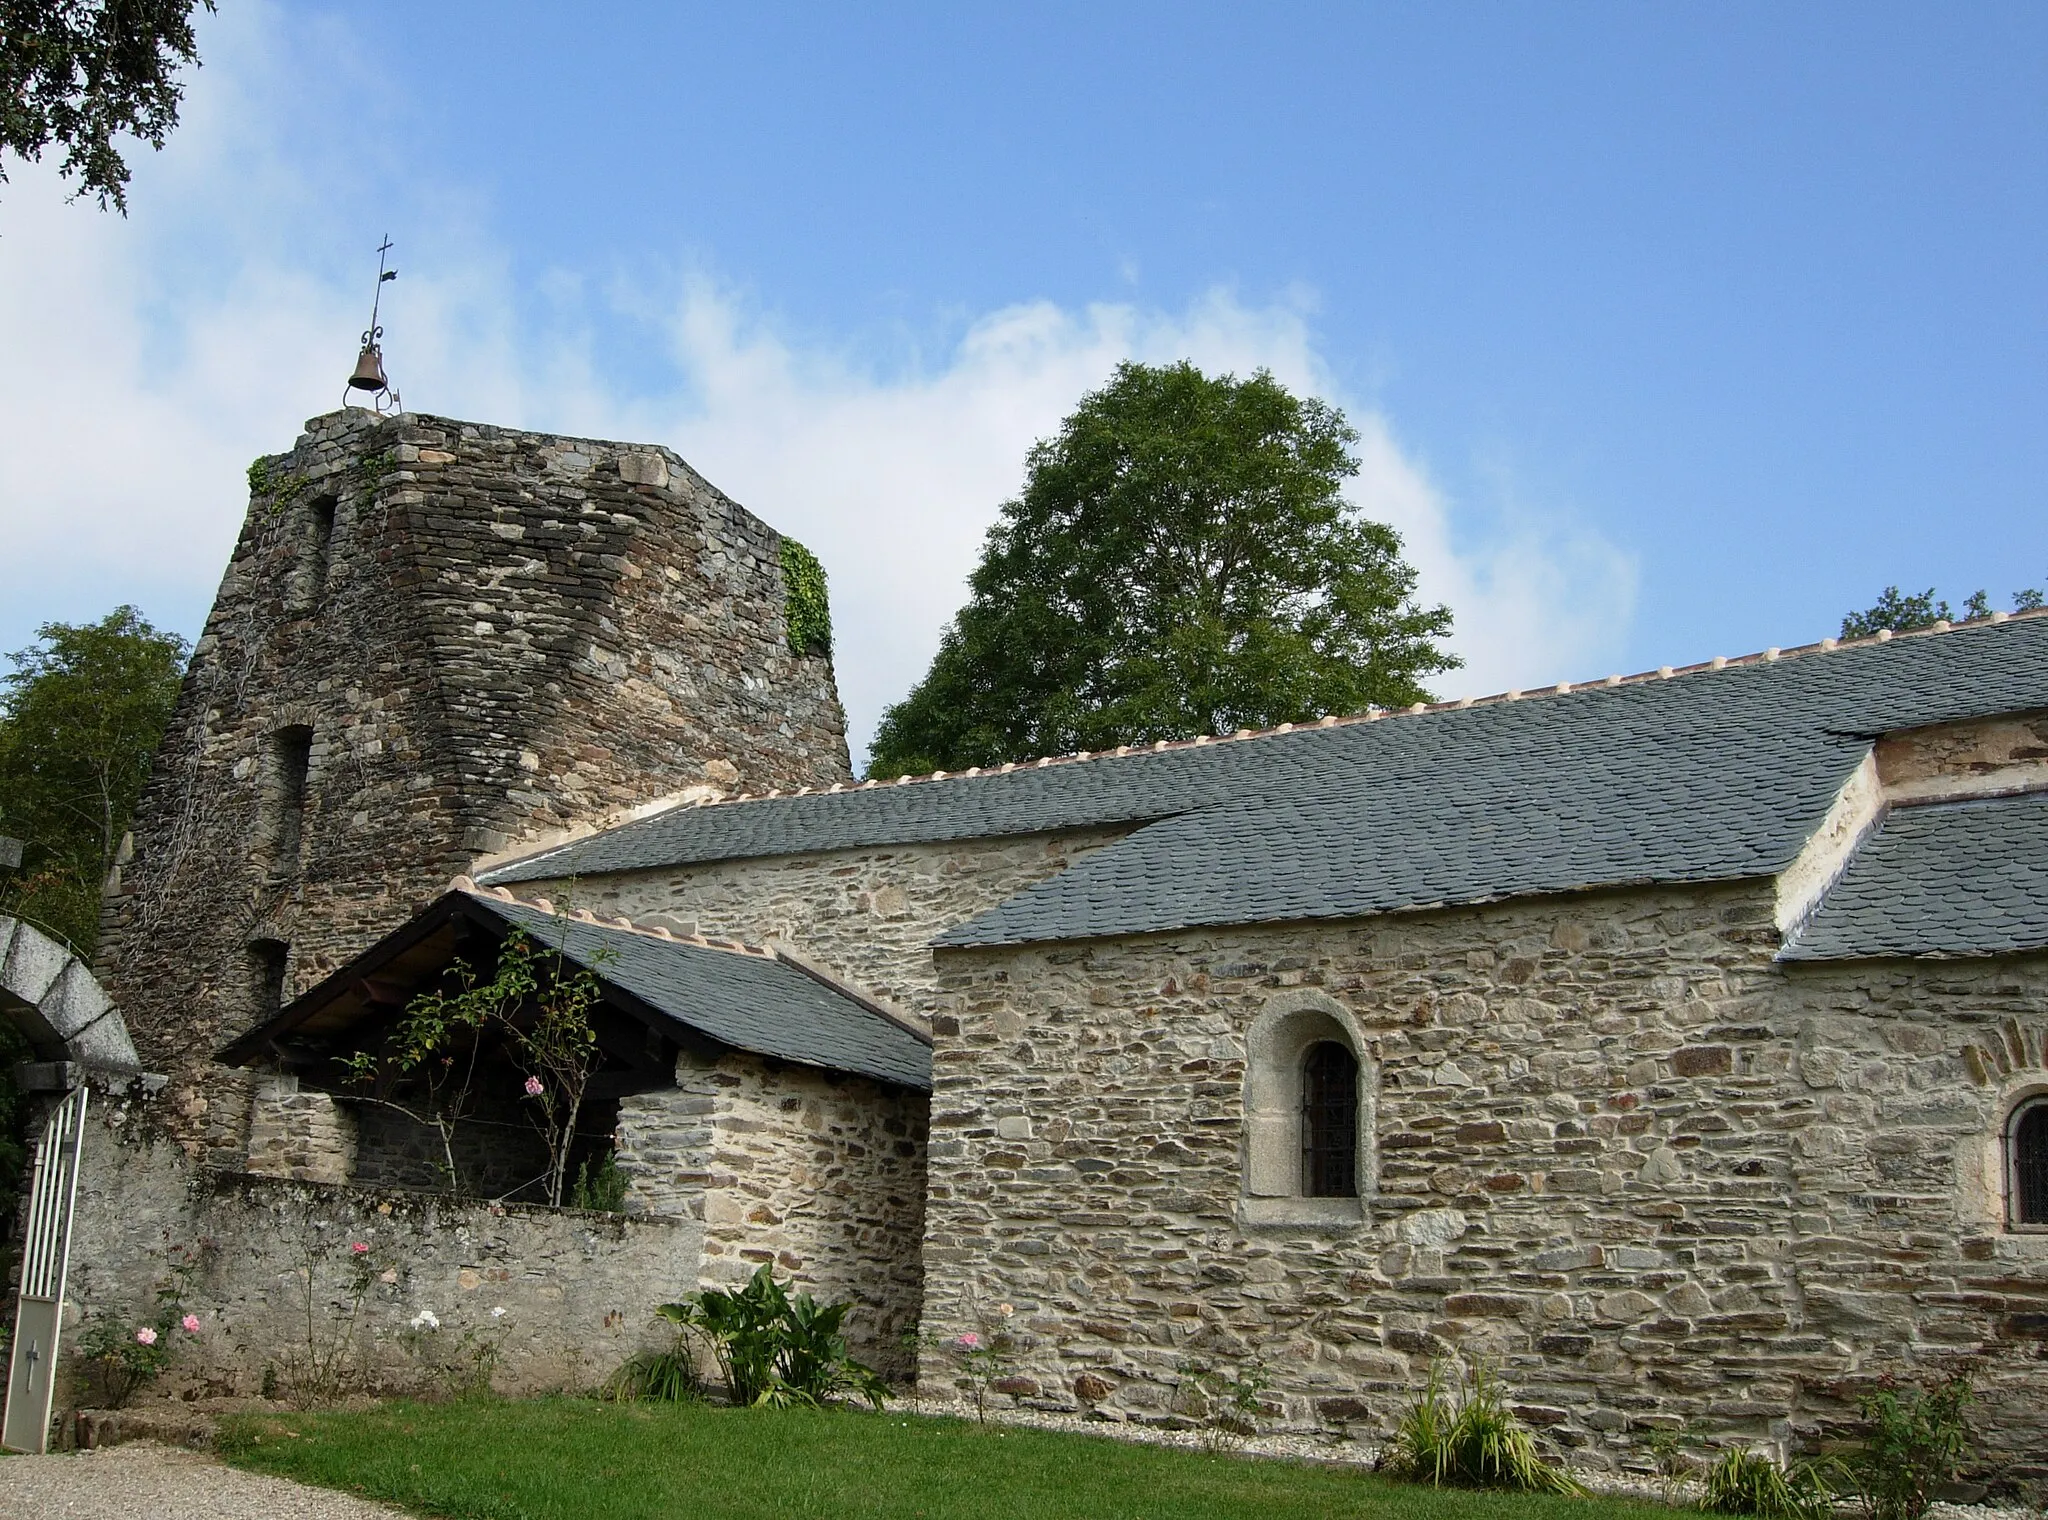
[929, 863, 1756, 950]
[460, 881, 936, 1077]
[216, 893, 481, 1065]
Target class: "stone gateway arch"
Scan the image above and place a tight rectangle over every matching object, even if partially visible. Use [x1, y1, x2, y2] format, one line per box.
[0, 916, 141, 1074]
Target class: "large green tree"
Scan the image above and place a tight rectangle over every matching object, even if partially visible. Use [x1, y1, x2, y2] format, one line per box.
[867, 361, 1459, 778]
[0, 606, 188, 952]
[1, 0, 213, 213]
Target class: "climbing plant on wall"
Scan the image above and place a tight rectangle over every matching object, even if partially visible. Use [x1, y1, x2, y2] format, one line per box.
[779, 538, 832, 658]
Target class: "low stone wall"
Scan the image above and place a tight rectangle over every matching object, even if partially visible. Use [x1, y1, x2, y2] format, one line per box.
[919, 882, 2048, 1497]
[58, 1087, 695, 1402]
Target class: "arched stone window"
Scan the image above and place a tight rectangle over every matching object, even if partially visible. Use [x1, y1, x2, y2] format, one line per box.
[1242, 990, 1373, 1226]
[2010, 1095, 2048, 1229]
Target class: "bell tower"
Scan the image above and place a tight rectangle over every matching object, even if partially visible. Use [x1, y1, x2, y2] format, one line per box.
[96, 408, 851, 1159]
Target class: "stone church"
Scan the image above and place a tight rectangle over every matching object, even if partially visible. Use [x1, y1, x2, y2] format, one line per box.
[6, 407, 2046, 1488]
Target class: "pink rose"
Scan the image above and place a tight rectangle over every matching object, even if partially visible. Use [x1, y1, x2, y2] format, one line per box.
[350, 1242, 369, 1254]
[181, 1315, 201, 1333]
[955, 1332, 981, 1349]
[524, 1076, 544, 1097]
[135, 1326, 157, 1346]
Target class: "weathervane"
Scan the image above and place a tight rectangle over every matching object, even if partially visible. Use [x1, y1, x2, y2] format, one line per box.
[344, 236, 401, 413]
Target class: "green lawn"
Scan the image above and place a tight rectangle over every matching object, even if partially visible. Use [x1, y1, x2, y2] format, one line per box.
[218, 1398, 1680, 1520]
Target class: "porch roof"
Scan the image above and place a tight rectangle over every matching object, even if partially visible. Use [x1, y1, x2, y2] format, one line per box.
[218, 890, 931, 1091]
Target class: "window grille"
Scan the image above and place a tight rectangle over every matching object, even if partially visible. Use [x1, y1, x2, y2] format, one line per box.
[1301, 1041, 1360, 1198]
[2012, 1097, 2048, 1227]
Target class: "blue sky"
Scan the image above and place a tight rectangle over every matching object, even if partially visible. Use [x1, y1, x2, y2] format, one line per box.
[1, 3, 2041, 766]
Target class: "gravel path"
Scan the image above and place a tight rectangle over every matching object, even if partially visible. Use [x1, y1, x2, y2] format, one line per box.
[0, 1441, 412, 1520]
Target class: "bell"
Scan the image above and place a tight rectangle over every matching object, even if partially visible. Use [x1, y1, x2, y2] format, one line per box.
[347, 341, 389, 392]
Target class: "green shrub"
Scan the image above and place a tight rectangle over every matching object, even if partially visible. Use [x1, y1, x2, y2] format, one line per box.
[636, 1264, 886, 1410]
[1640, 1424, 1708, 1499]
[1378, 1363, 1580, 1495]
[1177, 1356, 1272, 1452]
[1843, 1377, 1973, 1520]
[673, 1272, 785, 1406]
[774, 1282, 886, 1409]
[1703, 1449, 1837, 1520]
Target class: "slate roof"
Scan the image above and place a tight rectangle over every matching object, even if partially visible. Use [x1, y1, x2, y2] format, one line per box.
[1778, 793, 2048, 962]
[481, 899, 931, 1089]
[221, 892, 931, 1090]
[475, 613, 2048, 949]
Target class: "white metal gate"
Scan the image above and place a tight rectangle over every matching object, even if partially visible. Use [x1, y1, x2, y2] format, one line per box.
[2, 1084, 89, 1454]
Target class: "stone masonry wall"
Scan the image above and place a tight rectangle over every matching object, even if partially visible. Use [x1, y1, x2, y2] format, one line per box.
[58, 1079, 696, 1403]
[615, 1048, 928, 1379]
[518, 828, 1129, 1015]
[96, 407, 851, 1161]
[917, 883, 2048, 1494]
[244, 1076, 356, 1184]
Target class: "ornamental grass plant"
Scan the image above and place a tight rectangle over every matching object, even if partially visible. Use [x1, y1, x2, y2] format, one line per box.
[1376, 1362, 1581, 1495]
[603, 1315, 701, 1404]
[1702, 1449, 1838, 1520]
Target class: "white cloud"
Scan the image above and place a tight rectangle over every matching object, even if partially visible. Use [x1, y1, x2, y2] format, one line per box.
[0, 2, 1635, 767]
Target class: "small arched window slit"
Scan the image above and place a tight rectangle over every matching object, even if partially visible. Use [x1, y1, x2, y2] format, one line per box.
[1302, 1041, 1360, 1197]
[288, 497, 338, 614]
[2010, 1096, 2048, 1228]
